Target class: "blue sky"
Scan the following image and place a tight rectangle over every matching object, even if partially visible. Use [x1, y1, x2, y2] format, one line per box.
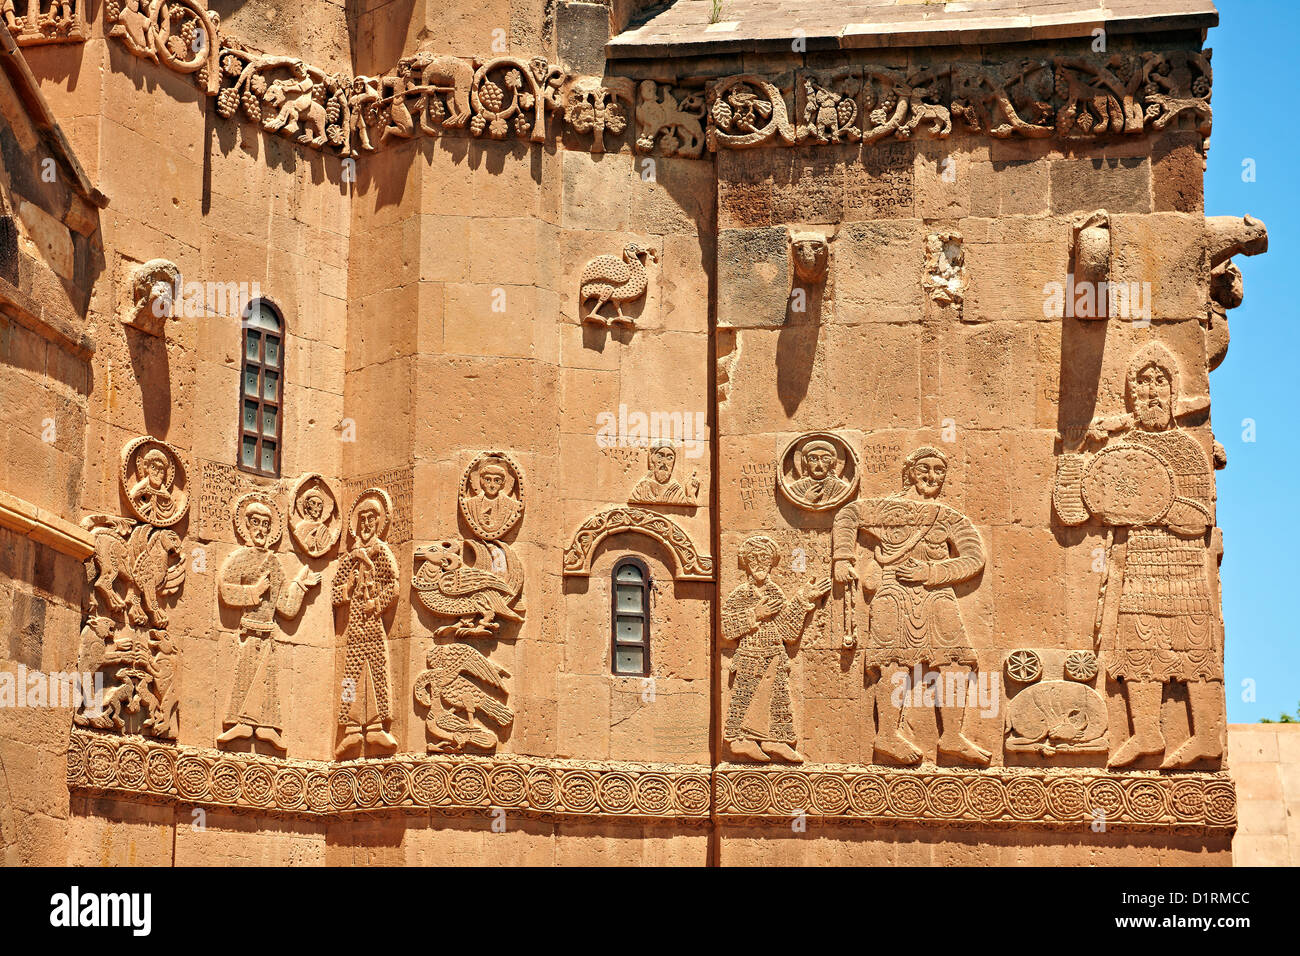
[1207, 0, 1299, 720]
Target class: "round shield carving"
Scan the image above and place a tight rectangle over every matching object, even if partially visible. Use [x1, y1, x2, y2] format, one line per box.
[1082, 445, 1173, 526]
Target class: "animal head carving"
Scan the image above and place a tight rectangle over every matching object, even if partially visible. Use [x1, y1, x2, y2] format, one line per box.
[789, 230, 830, 284]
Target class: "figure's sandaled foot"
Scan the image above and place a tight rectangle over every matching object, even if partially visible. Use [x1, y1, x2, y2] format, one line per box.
[874, 732, 923, 766]
[335, 726, 363, 759]
[726, 738, 770, 762]
[1160, 734, 1222, 769]
[760, 741, 804, 764]
[1107, 732, 1165, 769]
[938, 733, 992, 767]
[254, 726, 287, 751]
[365, 726, 398, 751]
[217, 722, 253, 744]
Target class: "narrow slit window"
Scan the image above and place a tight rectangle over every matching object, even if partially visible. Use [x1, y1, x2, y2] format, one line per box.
[611, 557, 650, 677]
[239, 300, 284, 477]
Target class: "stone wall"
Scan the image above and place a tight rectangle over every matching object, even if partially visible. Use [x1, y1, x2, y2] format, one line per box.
[1228, 724, 1300, 866]
[1, 0, 1274, 865]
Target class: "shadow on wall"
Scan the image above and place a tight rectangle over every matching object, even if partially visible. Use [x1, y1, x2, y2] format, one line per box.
[0, 752, 16, 865]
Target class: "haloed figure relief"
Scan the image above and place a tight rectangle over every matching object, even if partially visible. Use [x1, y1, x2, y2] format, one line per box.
[832, 447, 991, 766]
[1054, 342, 1224, 769]
[334, 489, 400, 758]
[722, 535, 830, 763]
[218, 492, 321, 751]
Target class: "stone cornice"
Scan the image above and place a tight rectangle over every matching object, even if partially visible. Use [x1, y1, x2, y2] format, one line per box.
[98, 2, 1214, 164]
[0, 488, 95, 559]
[67, 729, 1236, 831]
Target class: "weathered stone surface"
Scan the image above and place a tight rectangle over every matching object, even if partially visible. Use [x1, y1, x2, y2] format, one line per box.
[0, 0, 1273, 870]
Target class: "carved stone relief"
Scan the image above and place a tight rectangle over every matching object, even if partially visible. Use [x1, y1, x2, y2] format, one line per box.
[706, 75, 796, 150]
[1054, 342, 1223, 770]
[796, 69, 862, 145]
[776, 432, 859, 513]
[217, 492, 320, 752]
[216, 48, 349, 151]
[413, 456, 524, 752]
[413, 643, 513, 753]
[333, 488, 400, 758]
[923, 231, 965, 308]
[413, 537, 525, 640]
[628, 441, 700, 507]
[1204, 214, 1268, 371]
[4, 0, 86, 44]
[832, 446, 991, 767]
[287, 472, 341, 558]
[565, 76, 632, 154]
[125, 258, 180, 336]
[579, 243, 657, 327]
[1072, 211, 1111, 319]
[121, 436, 189, 528]
[564, 507, 713, 581]
[789, 230, 830, 286]
[1004, 649, 1109, 756]
[76, 436, 188, 740]
[722, 535, 830, 763]
[634, 80, 705, 158]
[107, 0, 219, 89]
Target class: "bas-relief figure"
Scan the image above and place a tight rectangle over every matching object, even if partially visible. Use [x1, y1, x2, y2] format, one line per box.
[217, 492, 320, 751]
[77, 437, 188, 740]
[287, 472, 341, 558]
[777, 432, 858, 512]
[1004, 649, 1109, 756]
[413, 454, 524, 751]
[334, 488, 400, 758]
[459, 451, 524, 541]
[722, 535, 830, 763]
[121, 436, 188, 528]
[628, 441, 700, 507]
[1054, 342, 1224, 770]
[832, 446, 991, 767]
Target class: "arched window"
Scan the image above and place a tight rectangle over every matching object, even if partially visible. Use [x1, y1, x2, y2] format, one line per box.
[611, 557, 651, 676]
[239, 299, 284, 477]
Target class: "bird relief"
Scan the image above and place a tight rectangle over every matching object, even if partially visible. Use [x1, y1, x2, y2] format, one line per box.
[76, 436, 188, 740]
[579, 242, 658, 327]
[412, 452, 527, 640]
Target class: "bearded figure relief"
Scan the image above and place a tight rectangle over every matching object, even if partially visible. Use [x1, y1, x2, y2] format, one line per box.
[832, 446, 991, 766]
[1054, 341, 1223, 770]
[778, 432, 859, 512]
[217, 492, 321, 751]
[629, 441, 700, 506]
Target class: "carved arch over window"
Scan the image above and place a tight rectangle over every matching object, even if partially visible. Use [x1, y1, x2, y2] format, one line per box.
[239, 299, 284, 477]
[562, 507, 713, 581]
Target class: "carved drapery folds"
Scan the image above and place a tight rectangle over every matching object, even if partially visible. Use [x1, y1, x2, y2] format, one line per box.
[77, 437, 189, 740]
[4, 0, 86, 44]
